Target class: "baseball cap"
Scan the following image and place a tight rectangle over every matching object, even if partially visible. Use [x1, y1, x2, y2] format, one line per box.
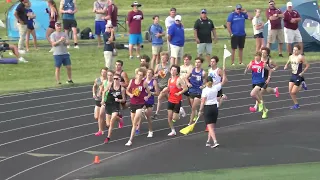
[175, 15, 182, 21]
[287, 2, 293, 7]
[201, 9, 207, 13]
[131, 1, 142, 7]
[236, 4, 242, 9]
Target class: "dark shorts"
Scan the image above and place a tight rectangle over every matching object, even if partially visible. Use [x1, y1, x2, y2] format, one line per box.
[27, 24, 34, 30]
[130, 104, 145, 113]
[63, 19, 77, 30]
[252, 83, 265, 89]
[49, 21, 56, 29]
[105, 103, 120, 115]
[217, 89, 223, 97]
[167, 101, 181, 114]
[290, 74, 305, 86]
[254, 32, 264, 39]
[204, 104, 218, 125]
[95, 21, 106, 35]
[145, 103, 154, 108]
[95, 100, 101, 107]
[53, 54, 71, 68]
[189, 93, 201, 99]
[183, 89, 189, 97]
[231, 35, 246, 49]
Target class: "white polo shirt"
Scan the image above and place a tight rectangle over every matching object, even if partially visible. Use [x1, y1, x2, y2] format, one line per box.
[165, 16, 175, 33]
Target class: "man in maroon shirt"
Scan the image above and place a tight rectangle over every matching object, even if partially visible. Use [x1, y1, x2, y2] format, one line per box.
[265, 0, 285, 57]
[127, 1, 143, 59]
[283, 2, 303, 56]
[105, 0, 118, 31]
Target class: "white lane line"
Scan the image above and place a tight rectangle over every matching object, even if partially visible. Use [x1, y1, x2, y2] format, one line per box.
[289, 145, 320, 152]
[0, 84, 90, 98]
[26, 153, 64, 157]
[0, 98, 92, 114]
[55, 110, 309, 180]
[228, 71, 320, 83]
[5, 101, 320, 180]
[83, 151, 119, 155]
[0, 91, 89, 106]
[1, 63, 319, 101]
[0, 105, 92, 124]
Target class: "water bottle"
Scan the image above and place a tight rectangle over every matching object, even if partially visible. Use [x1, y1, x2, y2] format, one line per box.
[89, 32, 93, 39]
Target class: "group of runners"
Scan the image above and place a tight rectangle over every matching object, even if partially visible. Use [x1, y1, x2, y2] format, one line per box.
[91, 44, 309, 148]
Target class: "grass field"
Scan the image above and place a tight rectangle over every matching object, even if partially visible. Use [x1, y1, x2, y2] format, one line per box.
[0, 0, 319, 94]
[93, 162, 320, 180]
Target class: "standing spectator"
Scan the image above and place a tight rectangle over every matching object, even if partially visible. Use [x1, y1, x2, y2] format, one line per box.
[46, 0, 59, 52]
[252, 9, 264, 52]
[226, 4, 252, 66]
[25, 2, 38, 52]
[266, 0, 285, 57]
[165, 7, 176, 54]
[59, 0, 79, 49]
[14, 0, 29, 54]
[150, 15, 164, 69]
[93, 0, 107, 47]
[283, 2, 303, 56]
[50, 22, 73, 85]
[127, 1, 143, 59]
[103, 24, 116, 70]
[105, 0, 118, 32]
[168, 15, 184, 66]
[194, 9, 217, 66]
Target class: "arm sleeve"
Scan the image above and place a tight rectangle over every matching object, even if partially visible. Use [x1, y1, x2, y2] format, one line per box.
[50, 33, 55, 42]
[283, 11, 291, 21]
[244, 13, 249, 19]
[227, 13, 233, 22]
[168, 24, 174, 36]
[193, 19, 199, 30]
[150, 25, 157, 34]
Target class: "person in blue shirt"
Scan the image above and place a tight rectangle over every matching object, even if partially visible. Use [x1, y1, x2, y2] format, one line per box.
[168, 15, 184, 66]
[149, 15, 164, 69]
[25, 2, 38, 51]
[227, 4, 252, 66]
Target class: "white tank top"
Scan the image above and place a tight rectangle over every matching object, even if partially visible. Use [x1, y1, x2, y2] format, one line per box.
[208, 67, 222, 83]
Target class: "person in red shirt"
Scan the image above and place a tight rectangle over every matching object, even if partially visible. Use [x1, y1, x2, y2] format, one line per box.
[127, 1, 143, 59]
[125, 68, 151, 146]
[265, 0, 285, 57]
[283, 2, 303, 56]
[104, 0, 118, 31]
[162, 65, 188, 136]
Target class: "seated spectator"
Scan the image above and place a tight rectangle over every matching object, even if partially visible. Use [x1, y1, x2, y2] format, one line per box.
[0, 41, 28, 63]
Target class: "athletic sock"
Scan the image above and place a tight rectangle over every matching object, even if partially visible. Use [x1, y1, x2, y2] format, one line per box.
[273, 88, 276, 93]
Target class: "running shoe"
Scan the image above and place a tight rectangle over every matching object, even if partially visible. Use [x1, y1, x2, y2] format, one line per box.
[249, 106, 257, 112]
[152, 113, 158, 119]
[125, 140, 132, 146]
[206, 141, 211, 147]
[168, 131, 176, 136]
[290, 104, 300, 110]
[262, 109, 268, 119]
[66, 80, 74, 84]
[95, 131, 103, 136]
[275, 87, 279, 97]
[302, 81, 308, 90]
[172, 119, 176, 123]
[147, 131, 153, 138]
[104, 137, 110, 143]
[211, 142, 219, 148]
[258, 102, 264, 112]
[179, 107, 186, 117]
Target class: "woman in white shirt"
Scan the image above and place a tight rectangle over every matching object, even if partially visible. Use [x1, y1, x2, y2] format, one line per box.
[252, 9, 264, 52]
[198, 68, 226, 148]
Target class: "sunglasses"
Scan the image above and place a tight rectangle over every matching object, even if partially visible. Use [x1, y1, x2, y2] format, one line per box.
[237, 8, 242, 10]
[113, 78, 119, 80]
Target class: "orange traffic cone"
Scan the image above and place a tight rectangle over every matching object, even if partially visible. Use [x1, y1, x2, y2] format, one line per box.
[6, 0, 12, 3]
[94, 156, 100, 164]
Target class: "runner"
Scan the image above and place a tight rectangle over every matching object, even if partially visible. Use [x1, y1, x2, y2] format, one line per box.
[114, 60, 129, 114]
[92, 67, 108, 123]
[103, 73, 126, 143]
[179, 54, 193, 112]
[244, 51, 273, 119]
[153, 52, 170, 119]
[284, 44, 309, 109]
[186, 57, 206, 125]
[125, 68, 152, 146]
[249, 47, 280, 112]
[208, 56, 228, 108]
[198, 69, 227, 148]
[161, 65, 188, 136]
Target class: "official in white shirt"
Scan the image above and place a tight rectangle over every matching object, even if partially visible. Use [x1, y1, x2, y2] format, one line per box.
[165, 7, 176, 54]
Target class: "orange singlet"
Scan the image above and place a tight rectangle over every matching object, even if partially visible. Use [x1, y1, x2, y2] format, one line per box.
[168, 77, 182, 104]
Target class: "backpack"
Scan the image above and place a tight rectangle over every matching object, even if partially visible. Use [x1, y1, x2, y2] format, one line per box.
[145, 24, 153, 42]
[81, 27, 92, 40]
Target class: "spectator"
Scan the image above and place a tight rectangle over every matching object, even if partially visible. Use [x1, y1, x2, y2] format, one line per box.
[14, 0, 29, 54]
[194, 9, 217, 66]
[252, 9, 264, 52]
[25, 1, 38, 52]
[283, 2, 303, 56]
[150, 15, 164, 69]
[165, 7, 176, 54]
[226, 4, 252, 66]
[266, 0, 285, 57]
[50, 22, 73, 85]
[105, 0, 118, 32]
[140, 54, 150, 69]
[46, 0, 59, 52]
[59, 0, 79, 49]
[127, 1, 143, 59]
[0, 41, 28, 62]
[93, 0, 107, 47]
[103, 24, 116, 70]
[168, 15, 184, 66]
